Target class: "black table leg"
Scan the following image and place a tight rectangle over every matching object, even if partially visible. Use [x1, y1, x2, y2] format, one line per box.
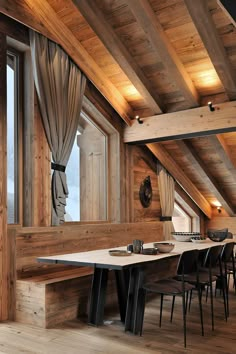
[115, 269, 130, 323]
[88, 267, 109, 326]
[124, 266, 145, 334]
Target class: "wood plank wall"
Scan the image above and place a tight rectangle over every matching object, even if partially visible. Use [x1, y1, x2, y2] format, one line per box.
[14, 222, 164, 279]
[0, 31, 8, 321]
[206, 216, 236, 235]
[127, 145, 161, 222]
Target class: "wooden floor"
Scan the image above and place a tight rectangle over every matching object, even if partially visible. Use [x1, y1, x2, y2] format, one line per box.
[0, 282, 235, 354]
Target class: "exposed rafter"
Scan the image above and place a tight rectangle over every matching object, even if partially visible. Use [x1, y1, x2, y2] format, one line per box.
[124, 101, 236, 144]
[184, 0, 236, 100]
[128, 0, 199, 107]
[0, 0, 133, 125]
[209, 135, 236, 183]
[146, 143, 212, 218]
[73, 0, 164, 115]
[177, 140, 235, 216]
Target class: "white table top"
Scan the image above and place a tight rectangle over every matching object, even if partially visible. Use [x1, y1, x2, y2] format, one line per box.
[37, 239, 233, 270]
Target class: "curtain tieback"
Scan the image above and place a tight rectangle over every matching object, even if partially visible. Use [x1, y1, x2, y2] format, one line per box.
[160, 216, 172, 221]
[51, 162, 66, 172]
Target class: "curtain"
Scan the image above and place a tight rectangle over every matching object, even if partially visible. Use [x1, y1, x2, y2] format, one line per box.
[30, 30, 86, 225]
[157, 163, 175, 240]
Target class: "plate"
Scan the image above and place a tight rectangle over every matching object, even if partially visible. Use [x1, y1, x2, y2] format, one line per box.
[109, 250, 132, 256]
[141, 248, 158, 255]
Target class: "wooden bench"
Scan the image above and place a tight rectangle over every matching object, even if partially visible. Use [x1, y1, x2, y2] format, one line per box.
[9, 222, 164, 328]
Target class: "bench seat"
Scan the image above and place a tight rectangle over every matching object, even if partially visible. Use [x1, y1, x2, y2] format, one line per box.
[16, 268, 94, 328]
[10, 222, 164, 327]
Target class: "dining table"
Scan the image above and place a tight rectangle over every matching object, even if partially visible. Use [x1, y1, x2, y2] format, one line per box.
[37, 239, 234, 334]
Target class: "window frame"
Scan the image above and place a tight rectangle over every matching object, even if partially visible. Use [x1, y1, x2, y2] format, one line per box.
[6, 46, 23, 225]
[64, 96, 120, 224]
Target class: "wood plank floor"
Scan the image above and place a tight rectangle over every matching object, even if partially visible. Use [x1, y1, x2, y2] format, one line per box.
[0, 282, 235, 354]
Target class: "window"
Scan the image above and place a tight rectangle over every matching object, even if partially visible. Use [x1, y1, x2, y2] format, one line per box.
[65, 112, 108, 221]
[172, 203, 192, 232]
[7, 50, 21, 224]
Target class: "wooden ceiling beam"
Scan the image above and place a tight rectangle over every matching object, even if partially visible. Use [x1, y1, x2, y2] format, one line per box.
[209, 134, 236, 183]
[128, 0, 199, 107]
[0, 0, 133, 125]
[177, 140, 235, 216]
[73, 0, 164, 115]
[147, 143, 212, 218]
[184, 0, 236, 100]
[124, 101, 236, 143]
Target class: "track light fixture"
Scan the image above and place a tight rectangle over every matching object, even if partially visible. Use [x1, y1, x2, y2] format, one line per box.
[208, 101, 215, 112]
[217, 206, 222, 213]
[135, 115, 143, 124]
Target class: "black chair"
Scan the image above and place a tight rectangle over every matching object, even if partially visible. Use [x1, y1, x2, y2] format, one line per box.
[139, 249, 204, 348]
[188, 245, 226, 330]
[220, 242, 236, 314]
[226, 251, 236, 292]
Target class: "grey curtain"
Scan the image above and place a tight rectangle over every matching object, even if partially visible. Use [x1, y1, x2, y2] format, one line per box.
[30, 30, 86, 225]
[157, 163, 175, 240]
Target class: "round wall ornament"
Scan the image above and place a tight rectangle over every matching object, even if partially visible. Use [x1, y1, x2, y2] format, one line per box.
[139, 176, 152, 208]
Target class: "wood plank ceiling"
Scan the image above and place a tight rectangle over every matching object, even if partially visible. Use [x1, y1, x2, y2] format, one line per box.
[1, 0, 236, 217]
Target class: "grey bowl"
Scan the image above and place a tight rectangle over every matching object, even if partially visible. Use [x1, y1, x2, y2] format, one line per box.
[153, 242, 175, 253]
[207, 231, 228, 242]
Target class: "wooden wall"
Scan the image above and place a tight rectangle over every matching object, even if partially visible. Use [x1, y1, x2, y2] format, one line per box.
[126, 145, 161, 222]
[206, 216, 236, 236]
[14, 222, 164, 279]
[24, 89, 51, 227]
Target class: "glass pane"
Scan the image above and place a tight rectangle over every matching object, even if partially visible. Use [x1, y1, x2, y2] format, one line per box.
[65, 137, 80, 221]
[7, 58, 16, 223]
[65, 114, 107, 222]
[172, 203, 191, 232]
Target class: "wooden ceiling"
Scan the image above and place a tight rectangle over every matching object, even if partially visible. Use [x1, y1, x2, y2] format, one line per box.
[1, 0, 236, 218]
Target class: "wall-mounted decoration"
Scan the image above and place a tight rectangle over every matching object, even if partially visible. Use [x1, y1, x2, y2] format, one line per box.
[139, 176, 152, 208]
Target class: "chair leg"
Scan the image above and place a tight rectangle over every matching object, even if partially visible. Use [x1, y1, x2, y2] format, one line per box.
[232, 258, 236, 294]
[182, 292, 187, 348]
[206, 285, 209, 301]
[197, 285, 204, 336]
[170, 295, 175, 323]
[185, 291, 189, 314]
[159, 294, 164, 328]
[224, 263, 229, 317]
[209, 281, 214, 331]
[220, 266, 228, 322]
[188, 289, 192, 312]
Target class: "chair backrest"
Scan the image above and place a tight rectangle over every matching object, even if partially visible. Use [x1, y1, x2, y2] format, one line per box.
[177, 249, 199, 275]
[203, 245, 224, 268]
[221, 242, 235, 263]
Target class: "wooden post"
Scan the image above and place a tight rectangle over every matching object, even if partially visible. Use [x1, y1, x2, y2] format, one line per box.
[0, 31, 8, 320]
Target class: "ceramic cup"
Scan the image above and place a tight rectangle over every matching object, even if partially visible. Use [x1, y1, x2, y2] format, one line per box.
[133, 239, 144, 254]
[127, 244, 134, 252]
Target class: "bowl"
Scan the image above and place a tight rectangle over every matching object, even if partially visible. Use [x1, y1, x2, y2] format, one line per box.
[191, 237, 206, 243]
[172, 234, 192, 242]
[153, 242, 174, 253]
[171, 232, 200, 242]
[141, 248, 158, 255]
[207, 229, 228, 242]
